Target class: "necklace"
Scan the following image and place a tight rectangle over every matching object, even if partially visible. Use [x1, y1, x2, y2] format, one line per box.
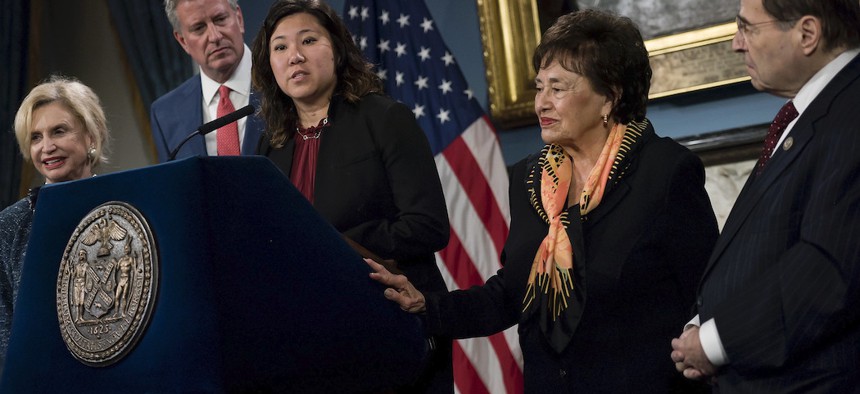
[296, 117, 329, 140]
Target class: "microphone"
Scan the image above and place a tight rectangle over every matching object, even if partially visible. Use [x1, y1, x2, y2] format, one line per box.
[167, 104, 255, 161]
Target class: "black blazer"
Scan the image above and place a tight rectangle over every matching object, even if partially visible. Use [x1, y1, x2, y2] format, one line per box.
[424, 123, 718, 393]
[258, 94, 450, 294]
[698, 53, 860, 392]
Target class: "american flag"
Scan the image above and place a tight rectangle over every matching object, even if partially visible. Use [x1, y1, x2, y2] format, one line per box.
[344, 1, 523, 392]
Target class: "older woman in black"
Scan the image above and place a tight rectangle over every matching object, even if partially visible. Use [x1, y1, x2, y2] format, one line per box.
[369, 9, 718, 393]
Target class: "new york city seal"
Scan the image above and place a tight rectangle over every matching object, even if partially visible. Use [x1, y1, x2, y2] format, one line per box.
[57, 202, 158, 366]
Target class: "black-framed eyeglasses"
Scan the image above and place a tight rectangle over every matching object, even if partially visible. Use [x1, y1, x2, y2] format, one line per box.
[735, 16, 795, 38]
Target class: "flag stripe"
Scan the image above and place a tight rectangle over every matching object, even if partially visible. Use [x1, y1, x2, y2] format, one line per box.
[442, 137, 507, 255]
[458, 334, 525, 394]
[440, 228, 525, 393]
[501, 325, 524, 370]
[461, 116, 511, 220]
[435, 157, 504, 283]
[487, 333, 524, 392]
[452, 341, 491, 394]
[437, 227, 490, 291]
[437, 258, 525, 394]
[345, 2, 523, 391]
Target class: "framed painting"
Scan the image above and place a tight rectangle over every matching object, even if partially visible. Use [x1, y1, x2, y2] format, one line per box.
[476, 0, 750, 128]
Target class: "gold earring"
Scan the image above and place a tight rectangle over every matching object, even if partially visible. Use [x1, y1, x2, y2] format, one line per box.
[601, 114, 609, 127]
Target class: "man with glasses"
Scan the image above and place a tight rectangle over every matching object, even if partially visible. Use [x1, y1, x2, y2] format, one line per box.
[671, 0, 860, 391]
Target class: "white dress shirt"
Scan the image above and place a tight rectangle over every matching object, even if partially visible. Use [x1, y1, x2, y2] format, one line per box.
[199, 44, 253, 156]
[693, 47, 860, 367]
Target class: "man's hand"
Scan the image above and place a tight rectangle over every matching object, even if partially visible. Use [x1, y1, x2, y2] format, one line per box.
[671, 325, 717, 380]
[366, 258, 426, 313]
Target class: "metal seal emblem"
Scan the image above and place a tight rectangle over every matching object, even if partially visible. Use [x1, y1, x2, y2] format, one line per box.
[57, 202, 158, 366]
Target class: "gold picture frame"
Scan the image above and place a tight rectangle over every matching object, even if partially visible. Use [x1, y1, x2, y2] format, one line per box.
[476, 0, 751, 129]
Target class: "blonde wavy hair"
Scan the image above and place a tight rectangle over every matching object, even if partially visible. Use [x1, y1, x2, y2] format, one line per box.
[13, 75, 110, 168]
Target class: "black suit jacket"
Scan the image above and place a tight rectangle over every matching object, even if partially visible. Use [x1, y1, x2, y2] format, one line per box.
[424, 123, 718, 393]
[260, 94, 452, 393]
[259, 93, 450, 292]
[698, 53, 860, 393]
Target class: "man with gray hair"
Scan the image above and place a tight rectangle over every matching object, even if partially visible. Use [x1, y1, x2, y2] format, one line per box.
[671, 0, 860, 391]
[150, 0, 264, 162]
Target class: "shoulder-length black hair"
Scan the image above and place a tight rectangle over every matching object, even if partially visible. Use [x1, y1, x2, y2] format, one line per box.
[251, 0, 382, 147]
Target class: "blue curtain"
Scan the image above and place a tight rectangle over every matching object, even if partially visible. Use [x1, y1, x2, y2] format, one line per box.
[0, 0, 29, 209]
[106, 0, 192, 119]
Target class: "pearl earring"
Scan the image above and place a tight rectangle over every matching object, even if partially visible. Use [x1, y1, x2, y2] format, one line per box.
[87, 146, 96, 161]
[601, 114, 609, 127]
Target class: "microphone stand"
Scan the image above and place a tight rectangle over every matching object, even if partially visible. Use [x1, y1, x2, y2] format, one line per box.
[167, 105, 255, 161]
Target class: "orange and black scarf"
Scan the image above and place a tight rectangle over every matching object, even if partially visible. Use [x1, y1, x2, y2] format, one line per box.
[522, 119, 648, 353]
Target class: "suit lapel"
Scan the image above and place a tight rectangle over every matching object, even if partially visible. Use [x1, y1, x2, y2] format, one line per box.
[180, 79, 208, 157]
[701, 120, 814, 278]
[584, 121, 650, 227]
[314, 97, 346, 210]
[701, 53, 860, 281]
[583, 182, 629, 227]
[242, 91, 265, 155]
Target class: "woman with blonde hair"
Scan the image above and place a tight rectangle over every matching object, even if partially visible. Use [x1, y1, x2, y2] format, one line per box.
[0, 76, 110, 373]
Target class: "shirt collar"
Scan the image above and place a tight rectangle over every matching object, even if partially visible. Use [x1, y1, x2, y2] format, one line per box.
[792, 48, 860, 114]
[200, 43, 252, 105]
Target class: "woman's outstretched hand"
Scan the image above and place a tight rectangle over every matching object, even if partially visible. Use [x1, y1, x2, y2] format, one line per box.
[366, 258, 426, 313]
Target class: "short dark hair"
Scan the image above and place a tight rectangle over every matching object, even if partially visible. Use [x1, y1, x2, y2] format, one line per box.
[533, 9, 651, 124]
[762, 0, 860, 52]
[251, 0, 382, 147]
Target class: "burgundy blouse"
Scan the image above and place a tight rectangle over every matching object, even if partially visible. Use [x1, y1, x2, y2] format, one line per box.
[290, 118, 329, 203]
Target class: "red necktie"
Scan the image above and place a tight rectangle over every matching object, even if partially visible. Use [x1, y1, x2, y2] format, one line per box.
[216, 85, 241, 156]
[755, 101, 798, 175]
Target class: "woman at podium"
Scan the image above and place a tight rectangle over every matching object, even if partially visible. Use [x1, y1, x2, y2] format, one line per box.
[251, 1, 452, 392]
[0, 76, 111, 374]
